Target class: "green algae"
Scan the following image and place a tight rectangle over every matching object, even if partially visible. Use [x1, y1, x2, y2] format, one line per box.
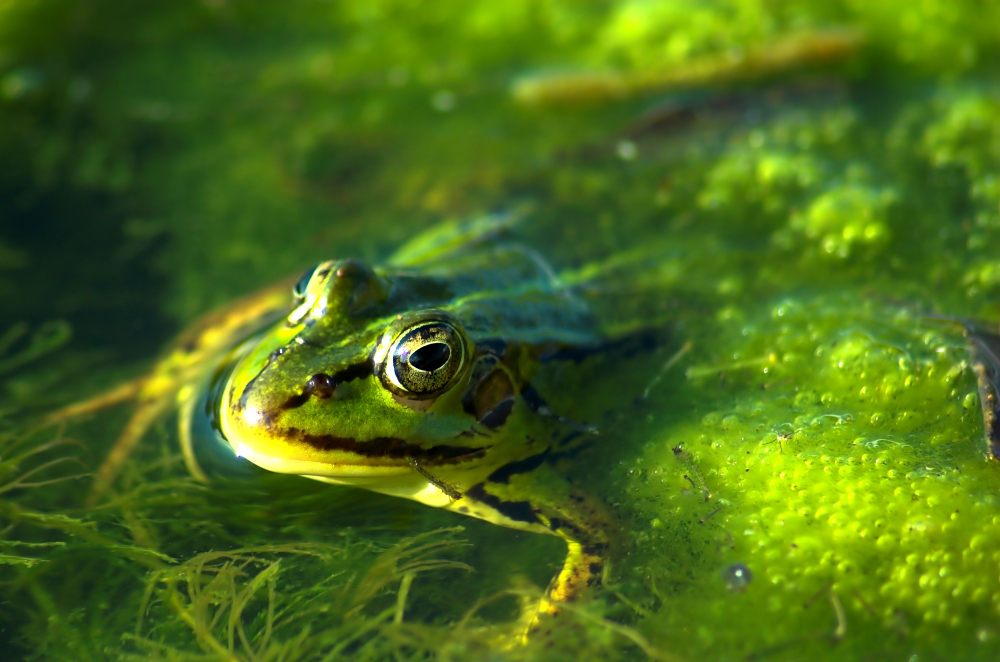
[621, 299, 993, 659]
[0, 1, 997, 660]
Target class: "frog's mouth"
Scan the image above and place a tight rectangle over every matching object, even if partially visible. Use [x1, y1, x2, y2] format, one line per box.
[228, 436, 489, 478]
[230, 439, 413, 477]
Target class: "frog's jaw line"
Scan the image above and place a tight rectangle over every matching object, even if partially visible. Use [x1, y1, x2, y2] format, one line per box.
[306, 473, 458, 507]
[231, 440, 411, 477]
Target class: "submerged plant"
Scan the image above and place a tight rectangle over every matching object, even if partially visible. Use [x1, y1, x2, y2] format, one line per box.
[128, 528, 475, 661]
[0, 321, 87, 569]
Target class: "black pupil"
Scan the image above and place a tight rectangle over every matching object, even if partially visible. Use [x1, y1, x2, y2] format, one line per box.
[293, 265, 318, 297]
[409, 342, 451, 372]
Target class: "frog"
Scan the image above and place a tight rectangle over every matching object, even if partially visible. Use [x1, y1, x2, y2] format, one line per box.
[50, 213, 622, 627]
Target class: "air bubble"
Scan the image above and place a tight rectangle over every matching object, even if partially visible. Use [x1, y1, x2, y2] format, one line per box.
[722, 563, 753, 592]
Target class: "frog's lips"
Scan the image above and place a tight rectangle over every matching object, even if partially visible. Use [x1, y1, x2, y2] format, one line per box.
[230, 439, 414, 477]
[228, 436, 490, 478]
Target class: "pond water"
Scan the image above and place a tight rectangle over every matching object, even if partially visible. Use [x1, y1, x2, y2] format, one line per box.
[0, 2, 998, 660]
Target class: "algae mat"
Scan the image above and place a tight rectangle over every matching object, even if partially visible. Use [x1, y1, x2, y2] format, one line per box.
[0, 1, 997, 660]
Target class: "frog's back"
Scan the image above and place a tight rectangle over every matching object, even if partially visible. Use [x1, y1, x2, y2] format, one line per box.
[387, 242, 598, 350]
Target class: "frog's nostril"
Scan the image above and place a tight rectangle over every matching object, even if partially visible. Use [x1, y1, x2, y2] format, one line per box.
[306, 373, 336, 399]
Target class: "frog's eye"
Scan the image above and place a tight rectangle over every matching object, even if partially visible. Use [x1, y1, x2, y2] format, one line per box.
[287, 261, 337, 325]
[292, 264, 319, 299]
[379, 320, 467, 398]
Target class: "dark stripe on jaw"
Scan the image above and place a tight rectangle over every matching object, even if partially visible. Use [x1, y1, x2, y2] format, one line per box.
[486, 449, 551, 484]
[466, 483, 538, 524]
[520, 385, 548, 413]
[278, 427, 489, 464]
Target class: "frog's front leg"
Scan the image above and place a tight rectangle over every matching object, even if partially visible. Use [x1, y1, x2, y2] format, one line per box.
[461, 458, 616, 623]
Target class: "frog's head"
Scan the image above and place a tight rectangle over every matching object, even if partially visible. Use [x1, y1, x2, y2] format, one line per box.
[216, 258, 502, 481]
[285, 258, 390, 327]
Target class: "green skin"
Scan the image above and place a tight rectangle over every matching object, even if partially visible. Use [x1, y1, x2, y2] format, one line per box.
[203, 217, 617, 613]
[61, 216, 619, 615]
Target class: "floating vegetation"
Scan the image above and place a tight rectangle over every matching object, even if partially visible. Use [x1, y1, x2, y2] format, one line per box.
[513, 30, 863, 106]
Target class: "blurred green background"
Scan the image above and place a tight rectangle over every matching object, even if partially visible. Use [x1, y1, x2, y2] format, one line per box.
[0, 1, 997, 660]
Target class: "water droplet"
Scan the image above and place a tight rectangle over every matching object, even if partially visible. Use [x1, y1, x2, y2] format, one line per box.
[722, 563, 753, 591]
[1, 68, 44, 99]
[431, 90, 456, 112]
[616, 140, 637, 161]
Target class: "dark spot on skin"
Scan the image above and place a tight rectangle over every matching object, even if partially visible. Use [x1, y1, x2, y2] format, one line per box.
[549, 443, 590, 463]
[487, 449, 551, 484]
[466, 483, 539, 525]
[588, 562, 602, 575]
[558, 430, 583, 447]
[548, 517, 563, 531]
[479, 397, 515, 429]
[554, 520, 585, 539]
[457, 506, 469, 514]
[520, 385, 548, 413]
[461, 395, 477, 418]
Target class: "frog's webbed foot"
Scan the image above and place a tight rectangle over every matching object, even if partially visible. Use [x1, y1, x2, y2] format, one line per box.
[525, 501, 612, 638]
[967, 326, 1000, 459]
[468, 461, 615, 639]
